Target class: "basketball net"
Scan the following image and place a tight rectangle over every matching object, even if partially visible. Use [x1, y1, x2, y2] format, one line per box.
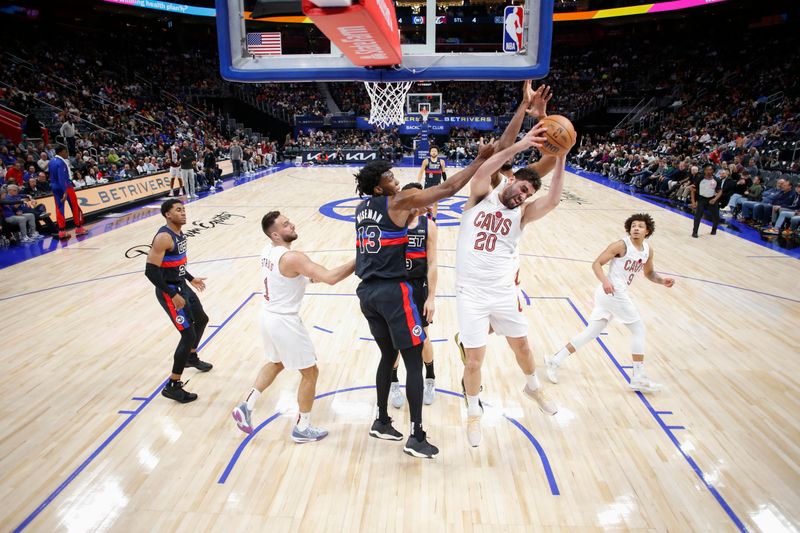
[364, 81, 413, 130]
[419, 107, 429, 124]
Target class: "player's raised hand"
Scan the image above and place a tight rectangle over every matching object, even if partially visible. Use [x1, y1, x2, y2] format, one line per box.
[521, 80, 533, 106]
[518, 125, 548, 150]
[527, 84, 552, 119]
[477, 138, 497, 159]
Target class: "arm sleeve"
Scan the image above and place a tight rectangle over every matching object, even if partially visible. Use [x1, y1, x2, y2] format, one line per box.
[145, 263, 177, 296]
[184, 272, 194, 282]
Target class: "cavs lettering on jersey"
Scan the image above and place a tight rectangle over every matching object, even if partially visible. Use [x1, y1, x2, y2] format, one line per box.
[456, 178, 523, 288]
[355, 195, 409, 281]
[157, 226, 188, 283]
[606, 236, 649, 293]
[405, 215, 428, 279]
[261, 244, 309, 314]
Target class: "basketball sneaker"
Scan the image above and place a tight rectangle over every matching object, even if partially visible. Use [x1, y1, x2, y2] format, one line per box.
[629, 373, 662, 393]
[185, 356, 213, 372]
[58, 231, 71, 240]
[161, 379, 197, 403]
[291, 424, 329, 443]
[390, 381, 404, 409]
[466, 403, 484, 447]
[423, 378, 436, 405]
[403, 432, 439, 459]
[523, 385, 557, 415]
[231, 402, 253, 434]
[75, 227, 88, 236]
[369, 418, 403, 441]
[543, 353, 559, 384]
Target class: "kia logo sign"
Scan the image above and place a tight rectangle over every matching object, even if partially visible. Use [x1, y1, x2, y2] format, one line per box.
[300, 150, 378, 162]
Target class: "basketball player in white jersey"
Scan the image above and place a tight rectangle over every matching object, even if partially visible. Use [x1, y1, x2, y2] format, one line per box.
[231, 211, 355, 442]
[168, 143, 184, 197]
[456, 125, 572, 448]
[544, 213, 674, 393]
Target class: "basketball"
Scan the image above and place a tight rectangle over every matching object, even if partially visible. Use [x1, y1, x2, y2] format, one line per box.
[539, 114, 576, 157]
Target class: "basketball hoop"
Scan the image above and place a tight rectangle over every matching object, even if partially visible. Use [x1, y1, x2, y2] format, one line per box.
[364, 81, 413, 129]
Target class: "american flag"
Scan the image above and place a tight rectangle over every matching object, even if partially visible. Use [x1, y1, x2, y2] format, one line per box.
[246, 32, 282, 56]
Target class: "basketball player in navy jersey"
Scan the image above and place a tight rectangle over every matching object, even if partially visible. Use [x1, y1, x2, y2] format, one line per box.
[545, 214, 674, 392]
[417, 146, 447, 219]
[353, 138, 510, 459]
[389, 182, 439, 408]
[145, 199, 212, 403]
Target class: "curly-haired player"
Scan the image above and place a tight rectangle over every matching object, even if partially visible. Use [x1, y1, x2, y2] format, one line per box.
[544, 213, 675, 393]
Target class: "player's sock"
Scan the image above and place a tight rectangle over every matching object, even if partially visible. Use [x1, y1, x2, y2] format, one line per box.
[552, 346, 571, 365]
[424, 361, 435, 379]
[245, 388, 260, 411]
[466, 394, 482, 416]
[525, 372, 542, 391]
[296, 412, 310, 431]
[632, 361, 644, 377]
[391, 366, 399, 383]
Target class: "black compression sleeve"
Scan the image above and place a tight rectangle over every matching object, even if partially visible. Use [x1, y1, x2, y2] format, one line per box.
[185, 272, 194, 282]
[145, 263, 177, 296]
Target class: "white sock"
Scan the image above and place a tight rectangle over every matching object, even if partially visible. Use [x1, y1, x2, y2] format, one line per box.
[552, 346, 571, 366]
[296, 411, 311, 431]
[466, 394, 482, 416]
[245, 388, 260, 411]
[526, 372, 541, 391]
[632, 361, 644, 378]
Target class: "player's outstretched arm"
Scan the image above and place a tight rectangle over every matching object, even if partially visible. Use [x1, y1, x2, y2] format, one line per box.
[521, 154, 568, 225]
[643, 247, 675, 287]
[592, 240, 626, 295]
[465, 128, 547, 210]
[393, 141, 497, 211]
[281, 252, 356, 285]
[424, 220, 438, 322]
[496, 80, 535, 152]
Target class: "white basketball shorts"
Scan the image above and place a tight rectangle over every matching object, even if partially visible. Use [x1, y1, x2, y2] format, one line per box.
[589, 286, 641, 324]
[260, 309, 317, 370]
[169, 166, 181, 178]
[456, 284, 527, 348]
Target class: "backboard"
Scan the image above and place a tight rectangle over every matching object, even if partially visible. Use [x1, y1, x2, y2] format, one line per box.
[216, 0, 553, 82]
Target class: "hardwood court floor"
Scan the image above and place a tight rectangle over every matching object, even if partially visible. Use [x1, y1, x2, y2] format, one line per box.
[1, 166, 798, 532]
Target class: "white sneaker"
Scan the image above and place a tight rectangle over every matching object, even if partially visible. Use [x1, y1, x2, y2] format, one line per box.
[291, 424, 328, 443]
[19, 236, 34, 243]
[32, 232, 45, 239]
[423, 378, 436, 405]
[544, 354, 559, 384]
[467, 413, 482, 447]
[523, 385, 558, 415]
[390, 381, 404, 409]
[629, 373, 662, 393]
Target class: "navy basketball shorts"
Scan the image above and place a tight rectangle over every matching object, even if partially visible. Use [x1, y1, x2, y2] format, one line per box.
[357, 279, 427, 351]
[408, 277, 429, 328]
[156, 282, 203, 331]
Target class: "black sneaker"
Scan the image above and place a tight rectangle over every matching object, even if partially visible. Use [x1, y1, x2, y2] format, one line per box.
[185, 356, 213, 372]
[369, 418, 403, 441]
[403, 433, 439, 459]
[161, 380, 198, 403]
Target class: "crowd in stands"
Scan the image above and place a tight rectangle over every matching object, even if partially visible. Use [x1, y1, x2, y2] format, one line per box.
[2, 9, 799, 246]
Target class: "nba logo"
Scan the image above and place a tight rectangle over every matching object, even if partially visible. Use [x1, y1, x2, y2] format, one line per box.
[503, 6, 523, 53]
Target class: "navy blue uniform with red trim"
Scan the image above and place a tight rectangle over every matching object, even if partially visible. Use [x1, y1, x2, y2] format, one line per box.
[153, 225, 205, 331]
[423, 158, 444, 188]
[406, 215, 429, 327]
[355, 196, 426, 350]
